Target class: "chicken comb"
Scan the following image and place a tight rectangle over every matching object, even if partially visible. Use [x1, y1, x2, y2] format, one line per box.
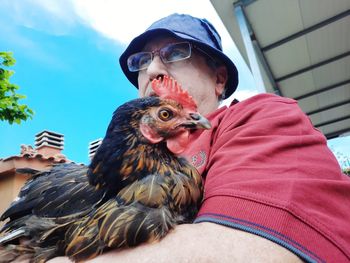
[151, 76, 197, 111]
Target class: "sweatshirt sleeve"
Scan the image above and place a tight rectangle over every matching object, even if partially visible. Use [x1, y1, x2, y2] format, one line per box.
[195, 94, 350, 262]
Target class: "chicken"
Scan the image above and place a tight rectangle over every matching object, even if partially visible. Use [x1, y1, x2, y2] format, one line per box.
[0, 76, 211, 262]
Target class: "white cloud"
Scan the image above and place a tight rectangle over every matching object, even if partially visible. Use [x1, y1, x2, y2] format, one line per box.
[4, 0, 233, 47]
[3, 0, 78, 35]
[28, 0, 76, 24]
[4, 0, 242, 57]
[70, 0, 233, 46]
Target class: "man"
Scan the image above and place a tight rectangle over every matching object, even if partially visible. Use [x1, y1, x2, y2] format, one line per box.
[51, 13, 350, 262]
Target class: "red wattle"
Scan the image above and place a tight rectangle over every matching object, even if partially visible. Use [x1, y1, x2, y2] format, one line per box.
[166, 130, 190, 155]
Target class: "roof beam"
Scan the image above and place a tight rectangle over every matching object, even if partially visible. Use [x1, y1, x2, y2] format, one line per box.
[306, 99, 350, 115]
[294, 79, 350, 100]
[276, 50, 350, 82]
[314, 114, 350, 128]
[252, 39, 282, 95]
[262, 9, 350, 52]
[234, 1, 281, 95]
[239, 0, 257, 6]
[234, 3, 266, 94]
[325, 127, 350, 140]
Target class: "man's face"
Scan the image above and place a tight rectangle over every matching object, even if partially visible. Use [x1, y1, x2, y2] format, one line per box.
[137, 36, 227, 115]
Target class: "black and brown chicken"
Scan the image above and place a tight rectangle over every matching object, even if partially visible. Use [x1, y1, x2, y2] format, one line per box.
[0, 76, 211, 262]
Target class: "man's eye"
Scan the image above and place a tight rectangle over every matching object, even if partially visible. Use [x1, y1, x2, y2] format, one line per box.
[165, 48, 187, 61]
[138, 55, 151, 68]
[158, 109, 173, 121]
[161, 43, 190, 62]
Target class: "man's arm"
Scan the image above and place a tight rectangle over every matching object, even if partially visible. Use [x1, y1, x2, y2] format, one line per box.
[49, 222, 302, 263]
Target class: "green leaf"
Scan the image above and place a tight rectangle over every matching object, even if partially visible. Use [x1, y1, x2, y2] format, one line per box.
[0, 51, 34, 125]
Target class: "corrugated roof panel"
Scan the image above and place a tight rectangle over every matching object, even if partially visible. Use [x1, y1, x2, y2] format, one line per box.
[278, 72, 315, 98]
[264, 37, 311, 78]
[309, 103, 350, 124]
[245, 0, 303, 47]
[299, 0, 350, 27]
[311, 56, 350, 89]
[318, 118, 350, 137]
[277, 56, 350, 97]
[306, 17, 350, 64]
[298, 84, 350, 113]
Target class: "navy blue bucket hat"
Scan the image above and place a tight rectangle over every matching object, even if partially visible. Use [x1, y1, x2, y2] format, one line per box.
[119, 13, 239, 99]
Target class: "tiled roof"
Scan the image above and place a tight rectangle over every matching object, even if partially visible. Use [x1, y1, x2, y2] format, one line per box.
[1, 153, 69, 164]
[18, 144, 69, 163]
[0, 144, 71, 172]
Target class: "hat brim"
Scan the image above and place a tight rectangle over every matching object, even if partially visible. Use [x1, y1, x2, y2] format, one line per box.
[119, 28, 238, 99]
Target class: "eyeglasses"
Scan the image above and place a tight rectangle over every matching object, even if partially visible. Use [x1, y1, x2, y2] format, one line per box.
[127, 42, 192, 72]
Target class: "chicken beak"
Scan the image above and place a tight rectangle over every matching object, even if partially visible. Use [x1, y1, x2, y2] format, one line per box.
[185, 113, 212, 130]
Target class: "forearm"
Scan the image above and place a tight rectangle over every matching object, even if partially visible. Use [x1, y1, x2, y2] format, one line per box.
[49, 222, 302, 263]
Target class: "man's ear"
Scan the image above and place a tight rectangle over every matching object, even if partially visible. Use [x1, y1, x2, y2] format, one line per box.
[215, 65, 228, 97]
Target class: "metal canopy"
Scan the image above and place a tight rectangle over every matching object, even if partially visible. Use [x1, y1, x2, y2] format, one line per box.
[210, 0, 350, 139]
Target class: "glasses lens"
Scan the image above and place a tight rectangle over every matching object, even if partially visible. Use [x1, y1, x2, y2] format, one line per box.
[127, 52, 152, 72]
[160, 42, 191, 63]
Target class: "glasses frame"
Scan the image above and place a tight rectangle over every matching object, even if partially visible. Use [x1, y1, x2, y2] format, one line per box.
[127, 42, 193, 72]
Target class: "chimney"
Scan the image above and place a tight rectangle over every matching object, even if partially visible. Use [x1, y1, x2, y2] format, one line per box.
[88, 138, 103, 160]
[35, 130, 64, 156]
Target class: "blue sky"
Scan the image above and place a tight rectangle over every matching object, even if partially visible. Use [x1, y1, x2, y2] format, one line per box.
[0, 0, 349, 168]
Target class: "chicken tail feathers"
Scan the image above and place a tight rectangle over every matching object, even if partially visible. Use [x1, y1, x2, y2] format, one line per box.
[0, 244, 61, 263]
[65, 200, 176, 261]
[0, 244, 34, 263]
[0, 215, 75, 262]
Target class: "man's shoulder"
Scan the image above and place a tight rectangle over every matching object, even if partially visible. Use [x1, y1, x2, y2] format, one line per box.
[210, 93, 306, 133]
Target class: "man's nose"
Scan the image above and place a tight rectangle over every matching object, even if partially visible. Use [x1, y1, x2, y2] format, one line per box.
[146, 55, 168, 80]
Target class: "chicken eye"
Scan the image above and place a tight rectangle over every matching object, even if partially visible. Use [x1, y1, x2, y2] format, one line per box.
[158, 108, 173, 121]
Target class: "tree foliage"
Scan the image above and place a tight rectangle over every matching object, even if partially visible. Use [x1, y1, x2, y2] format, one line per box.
[331, 147, 350, 176]
[344, 168, 350, 176]
[0, 51, 34, 124]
